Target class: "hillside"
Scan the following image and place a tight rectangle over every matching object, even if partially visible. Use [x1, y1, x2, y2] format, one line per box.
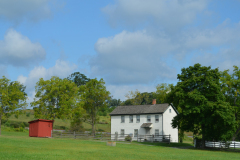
[7, 110, 111, 132]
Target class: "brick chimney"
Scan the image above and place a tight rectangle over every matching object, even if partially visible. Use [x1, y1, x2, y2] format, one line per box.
[152, 99, 156, 105]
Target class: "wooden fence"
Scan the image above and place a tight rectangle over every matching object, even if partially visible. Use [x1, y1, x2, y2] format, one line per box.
[52, 131, 171, 143]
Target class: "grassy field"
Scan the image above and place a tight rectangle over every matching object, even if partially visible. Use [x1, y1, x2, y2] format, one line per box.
[0, 131, 239, 160]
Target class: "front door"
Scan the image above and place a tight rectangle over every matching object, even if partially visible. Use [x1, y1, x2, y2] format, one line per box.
[145, 128, 150, 135]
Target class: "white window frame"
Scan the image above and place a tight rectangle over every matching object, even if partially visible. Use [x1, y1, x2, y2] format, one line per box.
[155, 115, 159, 123]
[134, 129, 138, 137]
[129, 115, 133, 123]
[121, 116, 125, 123]
[169, 109, 171, 113]
[136, 115, 140, 123]
[147, 115, 151, 123]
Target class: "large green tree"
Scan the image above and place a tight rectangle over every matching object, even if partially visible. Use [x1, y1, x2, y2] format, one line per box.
[79, 78, 110, 135]
[31, 76, 83, 121]
[220, 66, 240, 140]
[167, 64, 236, 148]
[67, 72, 90, 87]
[0, 76, 27, 135]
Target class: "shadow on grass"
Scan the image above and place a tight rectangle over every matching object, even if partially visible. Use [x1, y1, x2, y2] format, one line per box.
[132, 141, 194, 148]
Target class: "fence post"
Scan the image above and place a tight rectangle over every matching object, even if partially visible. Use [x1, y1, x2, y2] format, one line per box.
[60, 132, 62, 138]
[137, 134, 138, 142]
[74, 131, 76, 139]
[101, 133, 103, 141]
[51, 130, 52, 138]
[234, 141, 235, 150]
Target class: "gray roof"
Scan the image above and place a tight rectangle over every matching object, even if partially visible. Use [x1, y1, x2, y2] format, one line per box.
[110, 103, 171, 115]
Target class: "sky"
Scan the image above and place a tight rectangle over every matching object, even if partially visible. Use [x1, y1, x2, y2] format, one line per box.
[1, 0, 240, 105]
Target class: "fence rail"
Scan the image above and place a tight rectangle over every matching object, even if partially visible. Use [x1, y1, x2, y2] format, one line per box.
[52, 131, 171, 143]
[205, 141, 240, 150]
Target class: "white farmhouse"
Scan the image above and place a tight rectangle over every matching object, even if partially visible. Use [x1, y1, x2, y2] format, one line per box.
[109, 100, 179, 142]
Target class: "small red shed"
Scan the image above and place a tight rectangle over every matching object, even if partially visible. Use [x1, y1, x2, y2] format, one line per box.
[28, 119, 54, 137]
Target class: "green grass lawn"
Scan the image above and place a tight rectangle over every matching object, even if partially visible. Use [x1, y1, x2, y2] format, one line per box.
[0, 131, 239, 160]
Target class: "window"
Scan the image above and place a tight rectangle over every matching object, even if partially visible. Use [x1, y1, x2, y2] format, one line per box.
[136, 115, 140, 123]
[134, 129, 138, 137]
[169, 109, 171, 113]
[121, 129, 125, 137]
[155, 115, 159, 123]
[121, 116, 125, 123]
[155, 129, 159, 136]
[129, 115, 133, 123]
[147, 115, 151, 123]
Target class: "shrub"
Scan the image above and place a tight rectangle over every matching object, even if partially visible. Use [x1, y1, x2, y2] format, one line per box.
[26, 112, 31, 117]
[4, 121, 11, 127]
[125, 135, 132, 142]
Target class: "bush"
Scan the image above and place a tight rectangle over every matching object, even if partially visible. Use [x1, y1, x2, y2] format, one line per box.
[97, 129, 105, 132]
[26, 112, 31, 117]
[125, 135, 132, 142]
[4, 121, 11, 127]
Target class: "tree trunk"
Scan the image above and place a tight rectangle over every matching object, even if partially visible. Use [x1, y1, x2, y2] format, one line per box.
[0, 113, 2, 135]
[232, 126, 240, 141]
[201, 124, 205, 149]
[92, 115, 95, 136]
[179, 129, 184, 143]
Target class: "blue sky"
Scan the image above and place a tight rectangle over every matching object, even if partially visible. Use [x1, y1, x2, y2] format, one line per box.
[1, 0, 240, 104]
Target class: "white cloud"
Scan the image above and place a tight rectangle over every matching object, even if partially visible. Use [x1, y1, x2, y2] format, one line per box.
[0, 0, 55, 23]
[17, 60, 78, 106]
[92, 19, 240, 85]
[102, 0, 208, 31]
[92, 30, 177, 85]
[0, 29, 46, 67]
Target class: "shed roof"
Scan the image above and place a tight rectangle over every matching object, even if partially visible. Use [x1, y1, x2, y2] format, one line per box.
[109, 103, 172, 115]
[28, 119, 54, 124]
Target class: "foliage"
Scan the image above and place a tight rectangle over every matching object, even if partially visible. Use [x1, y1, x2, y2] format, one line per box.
[31, 76, 83, 121]
[167, 63, 236, 146]
[79, 78, 110, 135]
[0, 76, 27, 135]
[98, 98, 121, 116]
[124, 90, 156, 105]
[67, 72, 90, 87]
[125, 135, 132, 141]
[26, 112, 30, 117]
[155, 83, 173, 104]
[220, 66, 240, 140]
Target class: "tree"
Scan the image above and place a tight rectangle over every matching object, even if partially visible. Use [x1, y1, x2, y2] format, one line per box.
[167, 64, 236, 148]
[155, 83, 173, 104]
[31, 76, 83, 122]
[220, 66, 240, 140]
[0, 76, 27, 135]
[67, 72, 90, 87]
[79, 78, 110, 135]
[124, 90, 156, 105]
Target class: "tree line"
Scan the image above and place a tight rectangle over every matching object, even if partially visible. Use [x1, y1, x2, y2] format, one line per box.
[1, 64, 240, 144]
[0, 72, 111, 135]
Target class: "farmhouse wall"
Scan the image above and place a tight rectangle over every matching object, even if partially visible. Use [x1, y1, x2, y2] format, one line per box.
[163, 105, 178, 142]
[111, 114, 163, 140]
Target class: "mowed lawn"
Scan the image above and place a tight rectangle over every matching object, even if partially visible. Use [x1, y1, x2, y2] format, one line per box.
[0, 131, 239, 160]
